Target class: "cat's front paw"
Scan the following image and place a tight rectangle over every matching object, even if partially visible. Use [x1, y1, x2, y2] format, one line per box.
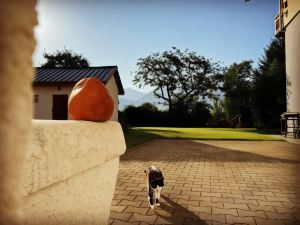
[148, 197, 155, 209]
[155, 203, 160, 207]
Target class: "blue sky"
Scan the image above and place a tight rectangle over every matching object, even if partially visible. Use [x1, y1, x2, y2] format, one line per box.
[34, 0, 278, 92]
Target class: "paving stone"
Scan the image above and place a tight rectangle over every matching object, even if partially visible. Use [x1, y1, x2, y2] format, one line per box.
[129, 213, 158, 224]
[244, 194, 267, 201]
[177, 199, 199, 207]
[155, 217, 173, 225]
[124, 206, 149, 215]
[129, 191, 146, 196]
[266, 196, 291, 202]
[248, 204, 276, 213]
[238, 209, 267, 219]
[109, 140, 300, 224]
[110, 205, 127, 213]
[118, 200, 143, 207]
[169, 194, 190, 200]
[111, 199, 121, 206]
[109, 211, 133, 222]
[187, 205, 211, 214]
[114, 194, 136, 201]
[234, 198, 258, 206]
[211, 197, 234, 204]
[258, 200, 284, 207]
[201, 192, 221, 198]
[252, 191, 275, 197]
[198, 213, 226, 223]
[147, 208, 173, 217]
[183, 217, 200, 225]
[223, 203, 249, 210]
[266, 212, 296, 220]
[275, 206, 300, 214]
[190, 196, 211, 202]
[226, 215, 256, 224]
[212, 207, 238, 216]
[221, 193, 243, 199]
[254, 217, 287, 225]
[134, 195, 148, 202]
[200, 201, 223, 208]
[111, 220, 139, 225]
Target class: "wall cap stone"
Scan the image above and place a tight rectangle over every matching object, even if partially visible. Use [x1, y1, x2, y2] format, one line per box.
[22, 120, 126, 196]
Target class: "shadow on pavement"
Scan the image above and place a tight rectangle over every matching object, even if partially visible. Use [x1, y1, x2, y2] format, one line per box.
[121, 140, 300, 164]
[153, 195, 208, 225]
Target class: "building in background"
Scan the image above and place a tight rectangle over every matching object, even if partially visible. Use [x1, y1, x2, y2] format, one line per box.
[275, 0, 300, 112]
[33, 66, 124, 121]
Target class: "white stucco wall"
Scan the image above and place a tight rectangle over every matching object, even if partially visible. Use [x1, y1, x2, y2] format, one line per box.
[106, 76, 119, 121]
[33, 84, 73, 119]
[33, 76, 119, 121]
[285, 13, 300, 112]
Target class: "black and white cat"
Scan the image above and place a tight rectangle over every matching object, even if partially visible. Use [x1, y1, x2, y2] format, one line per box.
[145, 166, 164, 209]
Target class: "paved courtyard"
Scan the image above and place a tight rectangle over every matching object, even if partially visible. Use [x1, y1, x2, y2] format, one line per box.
[109, 140, 300, 225]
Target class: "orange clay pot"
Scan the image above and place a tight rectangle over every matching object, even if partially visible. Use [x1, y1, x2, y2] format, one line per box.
[68, 77, 114, 122]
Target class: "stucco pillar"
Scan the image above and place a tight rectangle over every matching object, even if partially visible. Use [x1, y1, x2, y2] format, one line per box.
[0, 1, 37, 224]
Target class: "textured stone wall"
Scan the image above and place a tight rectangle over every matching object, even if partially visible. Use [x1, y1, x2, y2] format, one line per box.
[21, 120, 126, 225]
[0, 1, 37, 224]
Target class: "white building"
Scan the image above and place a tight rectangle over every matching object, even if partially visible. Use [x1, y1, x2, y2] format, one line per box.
[33, 66, 124, 121]
[275, 0, 300, 112]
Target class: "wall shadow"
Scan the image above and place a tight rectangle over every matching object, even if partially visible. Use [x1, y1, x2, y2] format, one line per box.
[121, 140, 300, 164]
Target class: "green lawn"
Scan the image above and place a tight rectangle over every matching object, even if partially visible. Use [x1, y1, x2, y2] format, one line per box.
[124, 127, 282, 149]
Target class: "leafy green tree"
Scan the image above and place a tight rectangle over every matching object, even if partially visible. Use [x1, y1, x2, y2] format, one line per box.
[210, 99, 228, 127]
[133, 47, 223, 111]
[222, 60, 254, 127]
[139, 102, 159, 112]
[252, 38, 286, 128]
[41, 48, 90, 68]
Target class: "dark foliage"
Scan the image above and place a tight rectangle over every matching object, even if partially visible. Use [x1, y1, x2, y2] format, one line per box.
[123, 102, 211, 127]
[118, 110, 130, 133]
[41, 48, 90, 68]
[252, 38, 286, 128]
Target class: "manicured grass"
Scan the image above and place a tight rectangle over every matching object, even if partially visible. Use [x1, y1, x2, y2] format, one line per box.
[124, 127, 282, 149]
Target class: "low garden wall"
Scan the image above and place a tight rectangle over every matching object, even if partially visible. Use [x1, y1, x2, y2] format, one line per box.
[21, 120, 126, 225]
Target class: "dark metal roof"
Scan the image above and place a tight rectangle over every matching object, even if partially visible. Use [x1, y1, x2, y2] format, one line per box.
[34, 66, 124, 95]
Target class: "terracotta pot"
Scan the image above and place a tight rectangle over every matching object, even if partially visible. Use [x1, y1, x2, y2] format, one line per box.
[68, 77, 114, 122]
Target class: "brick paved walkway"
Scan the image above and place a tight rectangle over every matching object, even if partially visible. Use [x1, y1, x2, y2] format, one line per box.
[109, 140, 300, 225]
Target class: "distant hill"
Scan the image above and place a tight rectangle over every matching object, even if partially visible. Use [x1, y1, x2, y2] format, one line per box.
[119, 88, 222, 111]
[119, 88, 165, 111]
[121, 88, 145, 102]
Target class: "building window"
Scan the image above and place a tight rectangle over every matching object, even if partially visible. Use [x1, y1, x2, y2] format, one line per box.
[34, 95, 39, 103]
[284, 1, 288, 8]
